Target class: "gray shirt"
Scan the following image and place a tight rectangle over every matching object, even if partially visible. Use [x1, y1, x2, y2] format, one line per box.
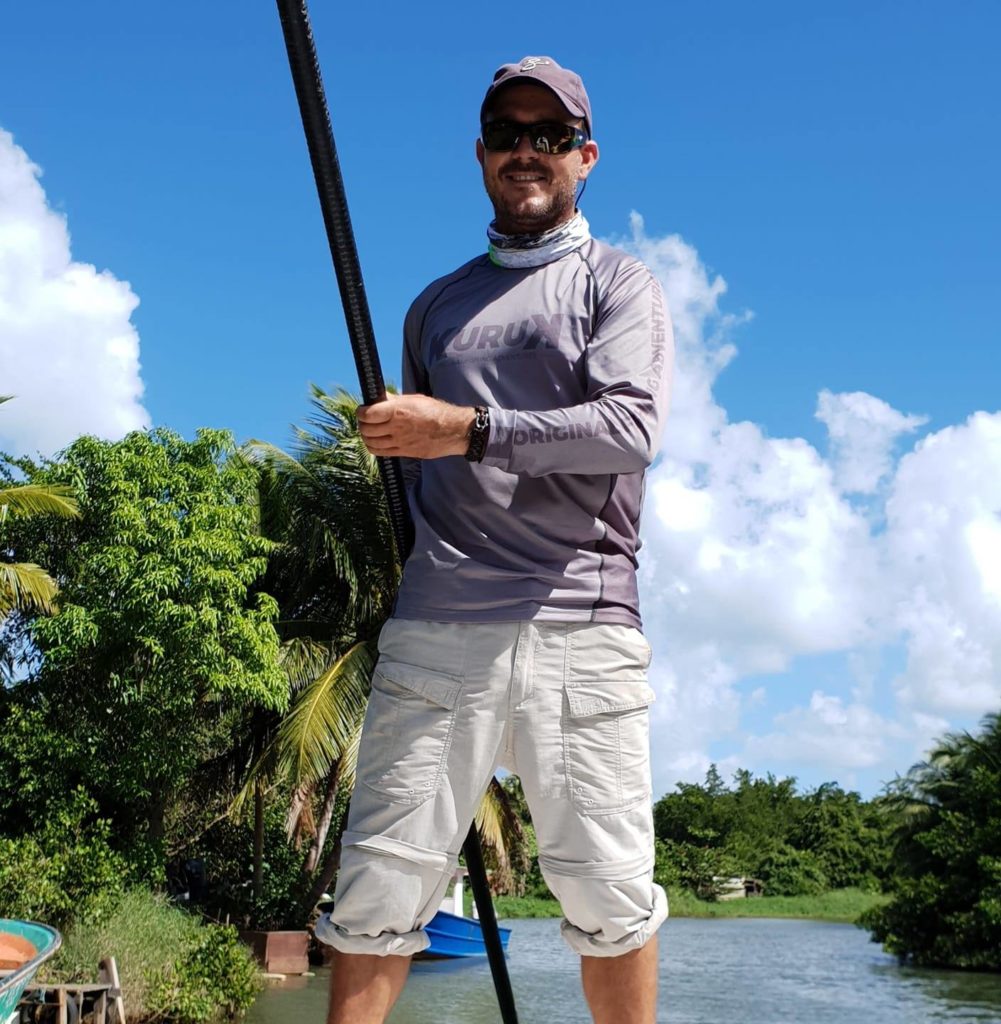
[394, 238, 673, 630]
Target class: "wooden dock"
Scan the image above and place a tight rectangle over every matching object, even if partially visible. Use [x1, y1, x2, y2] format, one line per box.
[17, 957, 125, 1024]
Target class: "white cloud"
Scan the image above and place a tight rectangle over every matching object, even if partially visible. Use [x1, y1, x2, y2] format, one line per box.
[744, 691, 905, 772]
[617, 215, 1001, 796]
[816, 389, 927, 495]
[885, 412, 1001, 715]
[0, 129, 148, 457]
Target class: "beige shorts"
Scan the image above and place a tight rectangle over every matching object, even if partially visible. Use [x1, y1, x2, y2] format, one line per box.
[315, 618, 668, 958]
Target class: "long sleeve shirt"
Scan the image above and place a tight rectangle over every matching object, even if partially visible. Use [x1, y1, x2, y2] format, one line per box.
[393, 238, 673, 630]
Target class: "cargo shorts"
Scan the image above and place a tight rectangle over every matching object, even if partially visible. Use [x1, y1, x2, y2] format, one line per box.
[315, 618, 668, 958]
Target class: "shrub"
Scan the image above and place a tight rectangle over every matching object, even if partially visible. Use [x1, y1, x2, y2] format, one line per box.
[653, 839, 681, 890]
[192, 813, 308, 930]
[43, 889, 262, 1023]
[655, 833, 736, 899]
[757, 843, 828, 896]
[0, 789, 128, 928]
[150, 924, 262, 1023]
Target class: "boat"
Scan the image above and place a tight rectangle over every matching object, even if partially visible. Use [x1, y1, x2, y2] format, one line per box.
[0, 920, 62, 1021]
[421, 908, 512, 959]
[416, 868, 512, 960]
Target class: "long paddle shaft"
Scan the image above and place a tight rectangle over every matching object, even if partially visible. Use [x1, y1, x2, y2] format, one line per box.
[274, 4, 519, 1021]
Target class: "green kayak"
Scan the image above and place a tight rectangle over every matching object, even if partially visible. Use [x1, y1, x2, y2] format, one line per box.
[0, 919, 61, 1019]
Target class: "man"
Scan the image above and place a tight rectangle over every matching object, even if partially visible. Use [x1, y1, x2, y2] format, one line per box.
[316, 56, 674, 1024]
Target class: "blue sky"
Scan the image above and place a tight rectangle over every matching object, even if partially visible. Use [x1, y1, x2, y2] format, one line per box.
[2, 1, 999, 797]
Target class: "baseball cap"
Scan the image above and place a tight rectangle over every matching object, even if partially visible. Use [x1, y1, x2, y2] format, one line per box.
[480, 56, 592, 136]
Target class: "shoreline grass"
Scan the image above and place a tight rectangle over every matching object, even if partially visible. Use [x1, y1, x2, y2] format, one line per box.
[493, 888, 887, 924]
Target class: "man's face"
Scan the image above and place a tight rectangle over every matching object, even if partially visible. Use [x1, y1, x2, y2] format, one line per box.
[476, 82, 599, 235]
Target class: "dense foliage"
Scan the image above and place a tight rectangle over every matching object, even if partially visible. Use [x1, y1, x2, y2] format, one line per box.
[189, 807, 313, 931]
[149, 924, 262, 1024]
[862, 712, 1001, 969]
[46, 889, 261, 1024]
[0, 429, 287, 853]
[0, 789, 129, 929]
[651, 766, 893, 898]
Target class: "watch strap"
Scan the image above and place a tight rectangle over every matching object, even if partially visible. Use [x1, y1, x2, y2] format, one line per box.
[464, 406, 490, 462]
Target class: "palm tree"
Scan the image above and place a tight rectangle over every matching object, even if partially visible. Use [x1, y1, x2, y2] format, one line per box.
[863, 712, 1001, 967]
[230, 387, 398, 916]
[0, 396, 80, 619]
[232, 386, 526, 920]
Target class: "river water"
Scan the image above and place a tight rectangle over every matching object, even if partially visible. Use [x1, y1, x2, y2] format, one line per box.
[246, 917, 1001, 1023]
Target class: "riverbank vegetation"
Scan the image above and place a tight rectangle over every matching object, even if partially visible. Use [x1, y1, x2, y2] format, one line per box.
[860, 712, 1001, 970]
[496, 769, 896, 925]
[47, 890, 261, 1023]
[1, 390, 998, 1024]
[493, 888, 885, 924]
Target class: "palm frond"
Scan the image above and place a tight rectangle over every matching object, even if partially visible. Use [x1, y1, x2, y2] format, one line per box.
[338, 717, 363, 795]
[474, 776, 529, 893]
[233, 642, 373, 822]
[276, 641, 375, 787]
[0, 483, 80, 520]
[243, 440, 321, 485]
[279, 636, 334, 695]
[274, 638, 372, 782]
[0, 561, 60, 616]
[230, 741, 284, 820]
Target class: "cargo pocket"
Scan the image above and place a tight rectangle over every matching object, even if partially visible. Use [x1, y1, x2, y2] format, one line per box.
[358, 661, 461, 806]
[563, 625, 655, 816]
[563, 682, 655, 815]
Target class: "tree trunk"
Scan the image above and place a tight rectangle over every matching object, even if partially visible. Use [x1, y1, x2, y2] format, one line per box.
[297, 801, 347, 922]
[252, 781, 265, 913]
[305, 760, 342, 874]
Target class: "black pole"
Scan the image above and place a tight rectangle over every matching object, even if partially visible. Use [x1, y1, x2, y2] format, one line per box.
[274, 4, 519, 1021]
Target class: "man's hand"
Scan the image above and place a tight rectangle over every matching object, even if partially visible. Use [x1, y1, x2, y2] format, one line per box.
[357, 393, 476, 459]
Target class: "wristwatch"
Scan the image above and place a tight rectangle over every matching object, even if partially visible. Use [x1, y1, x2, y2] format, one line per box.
[464, 406, 490, 462]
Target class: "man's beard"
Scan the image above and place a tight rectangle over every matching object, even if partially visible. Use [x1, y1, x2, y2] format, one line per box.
[484, 163, 579, 235]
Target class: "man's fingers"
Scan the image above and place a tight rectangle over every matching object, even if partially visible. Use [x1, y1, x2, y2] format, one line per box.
[362, 441, 406, 457]
[358, 421, 396, 440]
[357, 399, 396, 424]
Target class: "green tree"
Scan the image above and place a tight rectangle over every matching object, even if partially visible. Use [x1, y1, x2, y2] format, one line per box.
[756, 842, 828, 896]
[0, 788, 129, 929]
[653, 765, 734, 847]
[658, 830, 737, 899]
[0, 428, 286, 855]
[652, 766, 891, 898]
[724, 769, 802, 876]
[862, 712, 1001, 969]
[789, 783, 884, 890]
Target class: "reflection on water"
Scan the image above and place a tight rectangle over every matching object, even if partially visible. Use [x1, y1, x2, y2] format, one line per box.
[246, 917, 1001, 1024]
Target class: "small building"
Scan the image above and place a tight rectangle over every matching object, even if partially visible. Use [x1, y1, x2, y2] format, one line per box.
[714, 876, 764, 901]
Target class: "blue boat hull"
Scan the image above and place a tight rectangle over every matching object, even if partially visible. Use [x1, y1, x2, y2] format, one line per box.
[0, 920, 61, 1017]
[418, 910, 512, 959]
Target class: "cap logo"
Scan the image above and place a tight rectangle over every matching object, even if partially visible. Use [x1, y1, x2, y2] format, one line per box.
[519, 58, 551, 72]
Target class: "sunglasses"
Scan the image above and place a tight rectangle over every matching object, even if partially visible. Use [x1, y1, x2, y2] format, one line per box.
[480, 120, 588, 155]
